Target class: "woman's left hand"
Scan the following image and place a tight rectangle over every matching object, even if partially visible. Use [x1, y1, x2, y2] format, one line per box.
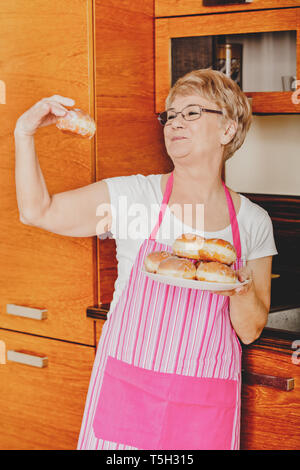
[211, 265, 253, 297]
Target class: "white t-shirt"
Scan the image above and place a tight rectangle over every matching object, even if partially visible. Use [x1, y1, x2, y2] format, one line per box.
[102, 173, 278, 316]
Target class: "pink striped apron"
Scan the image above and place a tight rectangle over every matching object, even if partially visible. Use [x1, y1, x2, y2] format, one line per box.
[77, 172, 244, 450]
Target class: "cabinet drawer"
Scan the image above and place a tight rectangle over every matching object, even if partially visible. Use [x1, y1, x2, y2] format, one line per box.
[241, 344, 300, 450]
[0, 296, 95, 346]
[155, 0, 300, 17]
[0, 329, 95, 450]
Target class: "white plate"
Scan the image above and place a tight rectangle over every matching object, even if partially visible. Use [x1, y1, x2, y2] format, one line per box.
[141, 269, 249, 291]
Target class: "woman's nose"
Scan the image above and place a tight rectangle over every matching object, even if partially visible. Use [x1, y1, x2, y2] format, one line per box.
[170, 114, 185, 128]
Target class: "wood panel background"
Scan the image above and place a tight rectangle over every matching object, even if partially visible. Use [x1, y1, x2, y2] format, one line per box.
[94, 0, 172, 309]
[0, 0, 96, 345]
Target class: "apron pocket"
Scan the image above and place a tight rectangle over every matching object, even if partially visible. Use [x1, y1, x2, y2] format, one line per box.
[93, 356, 239, 450]
[92, 356, 169, 449]
[159, 374, 238, 450]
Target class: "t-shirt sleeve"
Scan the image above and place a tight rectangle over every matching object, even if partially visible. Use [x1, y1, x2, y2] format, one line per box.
[101, 174, 147, 240]
[247, 208, 278, 261]
[101, 175, 129, 240]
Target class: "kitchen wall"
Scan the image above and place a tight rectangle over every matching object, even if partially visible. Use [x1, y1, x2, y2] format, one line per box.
[226, 114, 300, 195]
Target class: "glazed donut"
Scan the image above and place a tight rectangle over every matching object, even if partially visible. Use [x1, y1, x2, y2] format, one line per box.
[172, 233, 206, 260]
[56, 108, 96, 139]
[199, 238, 237, 265]
[196, 261, 237, 283]
[157, 256, 196, 280]
[144, 251, 172, 273]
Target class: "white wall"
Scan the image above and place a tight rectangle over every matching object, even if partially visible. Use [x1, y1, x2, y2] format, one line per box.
[225, 114, 300, 195]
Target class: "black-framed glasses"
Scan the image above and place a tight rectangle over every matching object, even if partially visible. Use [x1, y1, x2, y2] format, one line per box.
[157, 104, 223, 126]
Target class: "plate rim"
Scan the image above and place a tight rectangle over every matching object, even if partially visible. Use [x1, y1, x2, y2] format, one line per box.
[141, 268, 249, 290]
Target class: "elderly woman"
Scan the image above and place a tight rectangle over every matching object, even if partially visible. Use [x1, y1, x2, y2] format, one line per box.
[15, 68, 277, 450]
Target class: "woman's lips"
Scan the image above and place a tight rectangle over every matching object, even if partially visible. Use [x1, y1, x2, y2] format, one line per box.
[171, 136, 187, 141]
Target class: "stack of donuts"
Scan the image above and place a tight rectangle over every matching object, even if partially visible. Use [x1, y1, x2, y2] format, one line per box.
[144, 233, 238, 284]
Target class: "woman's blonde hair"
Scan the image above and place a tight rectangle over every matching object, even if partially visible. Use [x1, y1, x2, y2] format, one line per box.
[165, 68, 252, 161]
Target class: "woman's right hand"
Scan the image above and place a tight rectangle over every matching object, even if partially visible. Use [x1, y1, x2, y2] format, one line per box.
[14, 95, 75, 137]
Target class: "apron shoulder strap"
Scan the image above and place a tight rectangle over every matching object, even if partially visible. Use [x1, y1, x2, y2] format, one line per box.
[222, 181, 242, 258]
[150, 172, 174, 240]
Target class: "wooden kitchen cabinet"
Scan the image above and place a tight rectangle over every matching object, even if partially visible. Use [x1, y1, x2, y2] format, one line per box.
[0, 0, 96, 345]
[0, 329, 95, 450]
[0, 0, 96, 450]
[155, 4, 300, 114]
[241, 329, 300, 450]
[156, 0, 300, 17]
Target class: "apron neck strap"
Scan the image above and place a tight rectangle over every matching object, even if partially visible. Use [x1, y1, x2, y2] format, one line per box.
[222, 181, 242, 258]
[149, 172, 173, 240]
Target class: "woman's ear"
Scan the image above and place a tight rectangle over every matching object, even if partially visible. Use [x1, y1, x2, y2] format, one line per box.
[220, 120, 237, 145]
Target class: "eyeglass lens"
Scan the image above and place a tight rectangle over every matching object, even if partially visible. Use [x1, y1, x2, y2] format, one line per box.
[159, 105, 202, 126]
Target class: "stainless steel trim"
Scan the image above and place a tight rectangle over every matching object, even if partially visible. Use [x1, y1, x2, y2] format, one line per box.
[6, 304, 47, 320]
[7, 350, 48, 368]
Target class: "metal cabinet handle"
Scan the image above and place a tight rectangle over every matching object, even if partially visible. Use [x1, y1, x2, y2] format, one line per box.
[6, 304, 47, 320]
[7, 350, 48, 368]
[242, 371, 294, 391]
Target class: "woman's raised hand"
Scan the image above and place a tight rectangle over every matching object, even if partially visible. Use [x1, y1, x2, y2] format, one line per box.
[14, 95, 75, 137]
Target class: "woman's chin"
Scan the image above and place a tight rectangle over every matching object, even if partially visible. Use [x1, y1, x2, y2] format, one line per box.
[168, 152, 191, 161]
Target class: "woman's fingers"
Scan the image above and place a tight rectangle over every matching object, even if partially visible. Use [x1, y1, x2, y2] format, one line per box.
[39, 100, 68, 120]
[44, 95, 75, 107]
[211, 289, 236, 296]
[41, 96, 75, 116]
[234, 282, 251, 295]
[15, 96, 76, 136]
[39, 101, 64, 116]
[236, 266, 252, 283]
[42, 96, 75, 114]
[210, 273, 252, 297]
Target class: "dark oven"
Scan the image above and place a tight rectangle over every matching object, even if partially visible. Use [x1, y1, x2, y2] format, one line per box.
[243, 193, 300, 312]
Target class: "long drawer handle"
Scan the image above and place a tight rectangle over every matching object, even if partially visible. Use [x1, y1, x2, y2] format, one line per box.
[6, 303, 47, 320]
[7, 350, 48, 368]
[242, 371, 294, 391]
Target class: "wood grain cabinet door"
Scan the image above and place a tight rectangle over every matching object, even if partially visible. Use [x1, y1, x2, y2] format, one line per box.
[0, 0, 96, 344]
[94, 0, 172, 308]
[0, 329, 95, 450]
[241, 343, 300, 450]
